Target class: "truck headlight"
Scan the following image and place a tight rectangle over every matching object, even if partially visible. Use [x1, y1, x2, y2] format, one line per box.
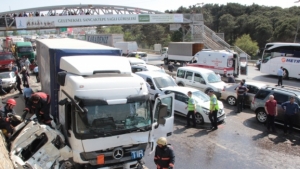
[201, 107, 210, 115]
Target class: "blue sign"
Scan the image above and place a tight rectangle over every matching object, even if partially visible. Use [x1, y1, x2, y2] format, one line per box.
[286, 59, 300, 63]
[131, 150, 144, 159]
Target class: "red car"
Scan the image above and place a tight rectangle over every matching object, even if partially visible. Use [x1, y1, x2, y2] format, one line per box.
[0, 52, 14, 70]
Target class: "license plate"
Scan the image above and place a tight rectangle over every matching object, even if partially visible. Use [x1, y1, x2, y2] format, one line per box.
[131, 150, 144, 159]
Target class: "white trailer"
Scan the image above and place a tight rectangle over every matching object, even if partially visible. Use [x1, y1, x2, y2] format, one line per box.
[86, 34, 124, 47]
[114, 41, 138, 56]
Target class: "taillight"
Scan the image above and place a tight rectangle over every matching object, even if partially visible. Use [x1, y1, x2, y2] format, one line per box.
[252, 98, 255, 104]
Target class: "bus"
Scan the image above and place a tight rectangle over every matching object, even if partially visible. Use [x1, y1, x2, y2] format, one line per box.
[260, 42, 300, 79]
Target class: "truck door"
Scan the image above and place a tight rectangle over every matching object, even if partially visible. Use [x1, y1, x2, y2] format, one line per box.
[149, 93, 175, 154]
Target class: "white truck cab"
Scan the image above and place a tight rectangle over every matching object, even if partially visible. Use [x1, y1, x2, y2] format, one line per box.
[135, 71, 177, 101]
[56, 56, 174, 168]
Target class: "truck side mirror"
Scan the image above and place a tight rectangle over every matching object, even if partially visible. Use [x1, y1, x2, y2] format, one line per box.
[57, 71, 67, 86]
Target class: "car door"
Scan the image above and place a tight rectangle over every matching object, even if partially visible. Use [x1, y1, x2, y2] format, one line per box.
[184, 71, 194, 87]
[174, 92, 189, 115]
[149, 94, 175, 154]
[245, 85, 259, 105]
[192, 73, 207, 91]
[176, 69, 186, 84]
[272, 92, 289, 122]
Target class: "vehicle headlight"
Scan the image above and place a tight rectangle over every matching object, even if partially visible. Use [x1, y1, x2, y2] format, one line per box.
[201, 107, 210, 115]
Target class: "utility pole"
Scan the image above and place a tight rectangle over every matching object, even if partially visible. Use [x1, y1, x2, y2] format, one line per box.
[294, 1, 300, 42]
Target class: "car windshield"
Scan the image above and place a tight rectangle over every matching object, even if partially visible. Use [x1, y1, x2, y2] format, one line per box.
[153, 76, 177, 88]
[0, 73, 10, 79]
[18, 47, 33, 53]
[0, 54, 13, 60]
[207, 73, 222, 83]
[192, 91, 210, 102]
[75, 101, 151, 136]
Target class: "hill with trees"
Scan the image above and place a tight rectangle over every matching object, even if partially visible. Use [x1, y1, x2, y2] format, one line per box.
[97, 3, 300, 55]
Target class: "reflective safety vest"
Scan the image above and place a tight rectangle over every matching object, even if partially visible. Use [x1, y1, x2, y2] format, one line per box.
[187, 97, 195, 111]
[210, 94, 219, 111]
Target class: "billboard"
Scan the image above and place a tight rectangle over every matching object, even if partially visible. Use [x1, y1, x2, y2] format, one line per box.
[15, 14, 184, 29]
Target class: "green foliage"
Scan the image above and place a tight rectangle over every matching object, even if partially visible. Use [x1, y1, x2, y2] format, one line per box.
[12, 30, 18, 36]
[234, 34, 259, 56]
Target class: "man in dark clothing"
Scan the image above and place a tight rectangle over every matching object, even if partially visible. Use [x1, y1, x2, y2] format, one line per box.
[15, 72, 22, 94]
[227, 74, 235, 83]
[23, 92, 52, 126]
[154, 137, 175, 169]
[281, 97, 299, 134]
[0, 117, 13, 138]
[236, 81, 248, 113]
[168, 63, 175, 72]
[264, 95, 277, 132]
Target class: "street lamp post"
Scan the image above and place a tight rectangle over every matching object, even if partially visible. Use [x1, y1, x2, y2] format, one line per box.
[294, 1, 300, 43]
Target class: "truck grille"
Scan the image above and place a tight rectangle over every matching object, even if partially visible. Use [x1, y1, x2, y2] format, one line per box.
[80, 143, 147, 166]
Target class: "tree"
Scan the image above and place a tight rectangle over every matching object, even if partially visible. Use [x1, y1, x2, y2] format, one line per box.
[12, 30, 18, 36]
[234, 34, 259, 56]
[96, 26, 107, 34]
[108, 26, 123, 34]
[218, 14, 235, 43]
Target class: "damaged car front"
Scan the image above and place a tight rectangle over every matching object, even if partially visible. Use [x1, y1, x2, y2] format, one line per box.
[10, 121, 72, 169]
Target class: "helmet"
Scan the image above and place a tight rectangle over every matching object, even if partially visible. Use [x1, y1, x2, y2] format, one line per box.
[31, 94, 40, 101]
[22, 66, 26, 70]
[7, 99, 16, 106]
[157, 137, 167, 146]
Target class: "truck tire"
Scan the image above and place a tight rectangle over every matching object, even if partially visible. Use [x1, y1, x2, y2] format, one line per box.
[164, 58, 169, 65]
[283, 69, 289, 79]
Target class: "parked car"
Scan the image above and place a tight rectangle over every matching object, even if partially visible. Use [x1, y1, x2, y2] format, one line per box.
[221, 82, 267, 106]
[0, 71, 16, 91]
[162, 86, 225, 125]
[128, 58, 146, 65]
[251, 86, 300, 125]
[175, 66, 227, 98]
[135, 71, 177, 100]
[131, 64, 165, 74]
[128, 52, 147, 58]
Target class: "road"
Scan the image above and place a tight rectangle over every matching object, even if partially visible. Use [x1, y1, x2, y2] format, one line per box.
[3, 64, 300, 169]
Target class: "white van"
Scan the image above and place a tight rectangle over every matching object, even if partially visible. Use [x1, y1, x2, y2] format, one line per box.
[114, 41, 138, 56]
[135, 71, 177, 100]
[131, 64, 165, 74]
[175, 67, 227, 98]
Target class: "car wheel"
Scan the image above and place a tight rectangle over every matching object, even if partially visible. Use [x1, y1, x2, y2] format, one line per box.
[178, 83, 184, 86]
[256, 109, 267, 123]
[226, 96, 236, 106]
[195, 112, 204, 125]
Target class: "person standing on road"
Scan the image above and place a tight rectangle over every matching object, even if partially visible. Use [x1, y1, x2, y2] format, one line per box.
[33, 66, 39, 82]
[185, 91, 196, 128]
[264, 95, 277, 133]
[23, 84, 34, 107]
[168, 63, 175, 72]
[20, 67, 30, 86]
[24, 57, 30, 72]
[15, 72, 23, 94]
[281, 96, 299, 135]
[208, 90, 219, 130]
[277, 66, 284, 87]
[227, 74, 235, 83]
[154, 137, 175, 169]
[236, 81, 248, 113]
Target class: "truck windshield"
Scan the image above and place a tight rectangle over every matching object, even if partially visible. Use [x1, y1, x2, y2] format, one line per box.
[153, 76, 176, 88]
[0, 54, 13, 60]
[75, 101, 151, 137]
[207, 73, 222, 83]
[18, 47, 33, 53]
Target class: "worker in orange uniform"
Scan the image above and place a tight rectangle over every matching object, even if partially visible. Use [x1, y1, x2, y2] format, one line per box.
[154, 137, 175, 169]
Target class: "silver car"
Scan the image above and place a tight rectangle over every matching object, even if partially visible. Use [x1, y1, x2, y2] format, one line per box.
[221, 82, 267, 106]
[0, 71, 16, 90]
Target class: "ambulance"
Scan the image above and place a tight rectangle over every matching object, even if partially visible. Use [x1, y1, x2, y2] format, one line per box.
[188, 49, 240, 77]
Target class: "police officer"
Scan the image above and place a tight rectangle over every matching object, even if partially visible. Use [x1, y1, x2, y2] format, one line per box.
[23, 92, 52, 126]
[208, 90, 219, 130]
[236, 81, 248, 113]
[185, 91, 196, 128]
[154, 137, 175, 169]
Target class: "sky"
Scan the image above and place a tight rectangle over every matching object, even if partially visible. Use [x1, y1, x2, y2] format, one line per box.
[1, 0, 300, 13]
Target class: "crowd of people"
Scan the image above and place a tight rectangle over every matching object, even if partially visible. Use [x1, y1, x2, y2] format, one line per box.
[0, 56, 49, 140]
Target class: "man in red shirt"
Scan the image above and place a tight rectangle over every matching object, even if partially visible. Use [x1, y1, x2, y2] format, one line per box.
[264, 95, 278, 132]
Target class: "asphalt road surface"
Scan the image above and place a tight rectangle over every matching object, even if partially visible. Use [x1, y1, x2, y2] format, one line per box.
[3, 68, 300, 169]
